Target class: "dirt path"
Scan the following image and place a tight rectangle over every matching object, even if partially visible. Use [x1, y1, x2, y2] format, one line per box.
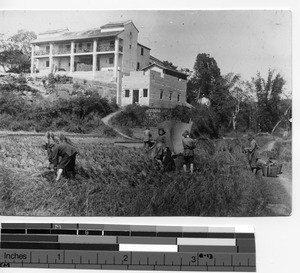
[260, 139, 292, 215]
[101, 110, 137, 140]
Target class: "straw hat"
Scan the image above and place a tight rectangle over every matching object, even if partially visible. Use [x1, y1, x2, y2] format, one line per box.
[182, 130, 189, 137]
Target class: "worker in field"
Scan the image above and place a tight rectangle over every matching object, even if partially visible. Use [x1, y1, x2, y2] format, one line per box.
[143, 127, 152, 149]
[244, 134, 260, 173]
[150, 128, 167, 168]
[162, 147, 176, 172]
[43, 131, 59, 170]
[182, 130, 196, 173]
[51, 133, 78, 181]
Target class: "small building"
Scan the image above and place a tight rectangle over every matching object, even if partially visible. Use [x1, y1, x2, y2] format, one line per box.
[121, 63, 187, 109]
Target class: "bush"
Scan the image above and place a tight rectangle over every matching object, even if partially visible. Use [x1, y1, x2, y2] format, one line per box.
[0, 85, 115, 133]
[103, 126, 117, 137]
[112, 104, 149, 127]
[54, 74, 73, 84]
[191, 105, 219, 138]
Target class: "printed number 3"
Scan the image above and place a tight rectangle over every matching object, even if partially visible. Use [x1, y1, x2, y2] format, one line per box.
[191, 256, 196, 263]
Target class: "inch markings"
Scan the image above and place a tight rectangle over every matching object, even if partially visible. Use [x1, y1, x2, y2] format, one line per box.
[0, 223, 256, 271]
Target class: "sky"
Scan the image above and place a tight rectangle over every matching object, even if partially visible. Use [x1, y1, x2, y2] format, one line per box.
[0, 10, 292, 93]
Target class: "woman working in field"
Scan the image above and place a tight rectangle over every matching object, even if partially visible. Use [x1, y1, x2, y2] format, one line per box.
[182, 130, 196, 174]
[150, 128, 167, 168]
[244, 134, 261, 173]
[51, 133, 78, 181]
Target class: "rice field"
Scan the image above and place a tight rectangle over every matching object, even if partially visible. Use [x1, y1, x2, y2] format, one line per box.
[0, 135, 272, 216]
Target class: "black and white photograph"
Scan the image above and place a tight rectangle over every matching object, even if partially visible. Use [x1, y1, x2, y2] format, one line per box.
[0, 10, 292, 217]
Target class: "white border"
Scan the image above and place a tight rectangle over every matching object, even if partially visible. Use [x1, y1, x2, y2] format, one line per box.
[0, 1, 299, 273]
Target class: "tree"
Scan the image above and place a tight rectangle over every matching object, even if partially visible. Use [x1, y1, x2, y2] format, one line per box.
[253, 69, 285, 132]
[8, 29, 37, 55]
[162, 60, 178, 70]
[0, 29, 36, 73]
[223, 73, 256, 131]
[0, 49, 31, 73]
[191, 53, 221, 100]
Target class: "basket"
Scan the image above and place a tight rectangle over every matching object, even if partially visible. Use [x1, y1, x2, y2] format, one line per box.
[268, 165, 278, 177]
[277, 163, 283, 174]
[262, 165, 268, 176]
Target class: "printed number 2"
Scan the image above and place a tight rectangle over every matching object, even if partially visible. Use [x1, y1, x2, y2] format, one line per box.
[191, 256, 196, 263]
[123, 255, 128, 262]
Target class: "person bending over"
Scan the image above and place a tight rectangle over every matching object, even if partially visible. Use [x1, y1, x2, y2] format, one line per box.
[52, 133, 77, 181]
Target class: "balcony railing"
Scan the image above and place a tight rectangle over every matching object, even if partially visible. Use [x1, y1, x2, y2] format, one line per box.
[34, 50, 49, 56]
[74, 47, 93, 53]
[53, 48, 71, 55]
[97, 45, 115, 52]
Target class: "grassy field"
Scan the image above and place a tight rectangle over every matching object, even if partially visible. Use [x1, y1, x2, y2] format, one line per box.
[0, 134, 288, 216]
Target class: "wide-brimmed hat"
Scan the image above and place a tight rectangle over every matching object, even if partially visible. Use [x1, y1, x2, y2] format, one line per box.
[158, 128, 166, 134]
[182, 130, 189, 137]
[248, 134, 254, 140]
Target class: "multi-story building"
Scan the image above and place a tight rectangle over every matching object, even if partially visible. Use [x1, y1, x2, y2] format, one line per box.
[30, 20, 187, 108]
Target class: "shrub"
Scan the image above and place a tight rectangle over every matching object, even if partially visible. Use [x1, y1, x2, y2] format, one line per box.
[113, 104, 149, 127]
[122, 127, 133, 137]
[73, 82, 81, 90]
[103, 126, 117, 137]
[191, 105, 219, 138]
[0, 85, 115, 133]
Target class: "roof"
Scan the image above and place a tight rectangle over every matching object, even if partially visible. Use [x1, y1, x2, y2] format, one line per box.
[142, 62, 187, 80]
[137, 43, 151, 50]
[149, 55, 165, 67]
[32, 29, 123, 44]
[101, 20, 139, 32]
[39, 28, 69, 35]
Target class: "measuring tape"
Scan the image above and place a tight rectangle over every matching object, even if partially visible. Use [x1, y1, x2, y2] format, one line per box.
[0, 223, 256, 271]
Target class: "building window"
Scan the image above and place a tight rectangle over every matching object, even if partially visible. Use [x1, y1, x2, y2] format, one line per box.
[79, 43, 82, 48]
[46, 46, 50, 53]
[125, 89, 130, 97]
[177, 94, 180, 102]
[110, 41, 114, 46]
[141, 47, 144, 56]
[46, 61, 49, 67]
[143, 89, 148, 97]
[87, 43, 91, 49]
[109, 57, 114, 65]
[129, 45, 132, 49]
[137, 62, 140, 70]
[160, 90, 163, 100]
[169, 92, 172, 100]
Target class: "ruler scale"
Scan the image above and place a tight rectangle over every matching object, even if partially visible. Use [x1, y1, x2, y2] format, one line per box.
[0, 223, 256, 271]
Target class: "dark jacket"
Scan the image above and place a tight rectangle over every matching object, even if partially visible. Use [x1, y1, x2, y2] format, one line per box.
[52, 143, 77, 168]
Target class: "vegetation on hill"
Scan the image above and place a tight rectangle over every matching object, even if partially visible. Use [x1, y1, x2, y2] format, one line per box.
[0, 74, 118, 134]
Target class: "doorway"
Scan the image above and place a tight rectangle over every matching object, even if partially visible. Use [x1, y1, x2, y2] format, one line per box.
[133, 89, 139, 104]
